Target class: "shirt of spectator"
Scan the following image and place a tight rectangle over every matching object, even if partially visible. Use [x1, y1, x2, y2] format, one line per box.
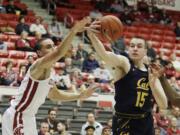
[95, 0, 110, 12]
[0, 40, 7, 51]
[69, 68, 83, 88]
[71, 49, 83, 70]
[38, 122, 50, 135]
[110, 0, 125, 13]
[48, 0, 56, 15]
[93, 61, 112, 83]
[44, 109, 58, 132]
[175, 22, 180, 38]
[15, 31, 34, 51]
[112, 37, 127, 55]
[5, 0, 19, 14]
[15, 16, 30, 35]
[147, 41, 156, 61]
[81, 113, 103, 135]
[76, 43, 89, 62]
[82, 52, 99, 73]
[48, 17, 63, 43]
[137, 0, 149, 12]
[30, 17, 47, 36]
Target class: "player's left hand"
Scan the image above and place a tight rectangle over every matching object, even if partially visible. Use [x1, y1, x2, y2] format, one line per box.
[79, 83, 100, 99]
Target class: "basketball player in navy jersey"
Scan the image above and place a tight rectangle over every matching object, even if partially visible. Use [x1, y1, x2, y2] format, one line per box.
[86, 26, 167, 135]
[2, 17, 99, 135]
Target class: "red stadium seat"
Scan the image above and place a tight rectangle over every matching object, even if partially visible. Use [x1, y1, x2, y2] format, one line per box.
[8, 21, 18, 29]
[0, 20, 7, 27]
[0, 34, 9, 41]
[98, 101, 112, 109]
[152, 29, 163, 35]
[0, 58, 17, 67]
[161, 42, 175, 50]
[175, 50, 180, 57]
[139, 28, 151, 34]
[124, 32, 136, 39]
[164, 30, 175, 37]
[163, 36, 176, 43]
[9, 35, 20, 42]
[151, 41, 162, 49]
[4, 42, 15, 50]
[9, 50, 25, 59]
[176, 43, 180, 51]
[0, 51, 9, 58]
[137, 33, 150, 40]
[151, 35, 163, 42]
[127, 26, 139, 33]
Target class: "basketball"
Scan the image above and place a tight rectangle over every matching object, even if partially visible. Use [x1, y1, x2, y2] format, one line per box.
[97, 15, 123, 42]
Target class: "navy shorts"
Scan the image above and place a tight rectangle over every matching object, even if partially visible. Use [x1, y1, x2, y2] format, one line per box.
[112, 113, 155, 135]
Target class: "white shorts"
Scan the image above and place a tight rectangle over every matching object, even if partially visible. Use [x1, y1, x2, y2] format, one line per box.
[2, 107, 38, 135]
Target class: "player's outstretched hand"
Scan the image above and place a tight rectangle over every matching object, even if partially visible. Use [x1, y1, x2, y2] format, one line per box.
[79, 83, 100, 99]
[72, 17, 91, 33]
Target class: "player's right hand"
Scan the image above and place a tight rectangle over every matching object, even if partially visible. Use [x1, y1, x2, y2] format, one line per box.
[72, 17, 91, 33]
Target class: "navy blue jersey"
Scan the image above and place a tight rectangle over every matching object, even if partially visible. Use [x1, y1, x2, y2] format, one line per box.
[114, 60, 153, 114]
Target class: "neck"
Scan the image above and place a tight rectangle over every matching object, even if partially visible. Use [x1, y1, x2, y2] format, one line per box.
[132, 59, 144, 68]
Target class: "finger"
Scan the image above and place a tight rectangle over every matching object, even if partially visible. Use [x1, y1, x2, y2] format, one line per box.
[91, 20, 101, 25]
[87, 28, 100, 34]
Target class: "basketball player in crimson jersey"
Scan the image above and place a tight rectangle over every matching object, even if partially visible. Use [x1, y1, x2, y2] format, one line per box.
[86, 24, 167, 135]
[2, 17, 98, 135]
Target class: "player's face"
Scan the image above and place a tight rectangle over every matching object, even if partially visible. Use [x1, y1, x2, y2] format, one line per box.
[38, 39, 55, 57]
[128, 38, 147, 61]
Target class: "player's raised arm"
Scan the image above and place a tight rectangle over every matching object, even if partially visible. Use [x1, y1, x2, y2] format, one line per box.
[35, 17, 91, 69]
[48, 84, 99, 101]
[148, 64, 168, 109]
[87, 29, 130, 74]
[150, 64, 180, 107]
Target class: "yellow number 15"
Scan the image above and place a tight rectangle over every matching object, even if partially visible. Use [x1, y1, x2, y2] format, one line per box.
[135, 92, 148, 108]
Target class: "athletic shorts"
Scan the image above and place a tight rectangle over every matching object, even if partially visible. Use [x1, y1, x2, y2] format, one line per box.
[112, 113, 155, 135]
[2, 107, 38, 135]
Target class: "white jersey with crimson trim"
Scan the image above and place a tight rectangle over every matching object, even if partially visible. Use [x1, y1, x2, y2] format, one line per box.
[10, 65, 55, 116]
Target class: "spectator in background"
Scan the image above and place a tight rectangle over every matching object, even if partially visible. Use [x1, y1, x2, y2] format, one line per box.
[38, 122, 50, 135]
[5, 0, 19, 14]
[89, 9, 103, 21]
[48, 0, 56, 15]
[15, 16, 30, 35]
[137, 0, 149, 12]
[82, 52, 99, 73]
[54, 122, 71, 135]
[76, 43, 89, 62]
[95, 0, 109, 12]
[147, 41, 156, 62]
[48, 17, 63, 43]
[44, 109, 58, 133]
[71, 49, 83, 70]
[174, 22, 180, 39]
[69, 68, 83, 88]
[30, 16, 47, 36]
[64, 57, 74, 74]
[1, 60, 17, 86]
[110, 0, 125, 13]
[120, 8, 134, 25]
[26, 55, 35, 71]
[15, 31, 33, 51]
[165, 62, 176, 79]
[11, 64, 27, 86]
[81, 112, 103, 135]
[111, 37, 127, 55]
[159, 9, 172, 25]
[167, 117, 180, 135]
[171, 107, 180, 128]
[30, 31, 42, 48]
[85, 126, 95, 135]
[0, 40, 7, 52]
[93, 61, 112, 83]
[101, 126, 111, 135]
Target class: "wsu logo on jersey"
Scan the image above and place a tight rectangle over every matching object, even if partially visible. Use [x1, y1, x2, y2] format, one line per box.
[13, 124, 24, 135]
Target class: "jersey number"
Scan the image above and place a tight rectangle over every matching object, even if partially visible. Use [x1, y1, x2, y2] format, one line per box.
[135, 92, 148, 107]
